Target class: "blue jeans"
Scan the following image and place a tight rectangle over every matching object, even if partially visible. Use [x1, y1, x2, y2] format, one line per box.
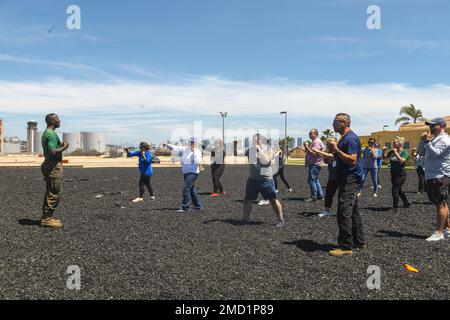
[308, 164, 323, 199]
[183, 173, 202, 210]
[359, 168, 378, 193]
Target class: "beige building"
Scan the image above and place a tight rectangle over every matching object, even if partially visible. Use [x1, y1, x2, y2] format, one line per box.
[360, 116, 450, 150]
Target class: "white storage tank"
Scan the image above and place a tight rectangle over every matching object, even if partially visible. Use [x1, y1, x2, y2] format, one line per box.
[81, 132, 106, 153]
[63, 132, 82, 154]
[33, 131, 43, 154]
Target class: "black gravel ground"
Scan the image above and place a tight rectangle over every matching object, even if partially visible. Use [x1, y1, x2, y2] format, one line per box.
[1, 165, 449, 300]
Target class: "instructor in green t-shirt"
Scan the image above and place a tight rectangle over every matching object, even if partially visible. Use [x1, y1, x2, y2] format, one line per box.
[40, 113, 69, 228]
[382, 136, 412, 213]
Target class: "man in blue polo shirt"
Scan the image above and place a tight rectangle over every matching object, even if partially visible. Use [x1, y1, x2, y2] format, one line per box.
[327, 113, 365, 257]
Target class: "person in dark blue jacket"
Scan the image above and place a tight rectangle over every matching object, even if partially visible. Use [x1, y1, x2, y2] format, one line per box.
[125, 142, 155, 203]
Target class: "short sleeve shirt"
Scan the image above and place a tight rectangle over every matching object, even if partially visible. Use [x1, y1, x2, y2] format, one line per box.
[334, 130, 362, 180]
[42, 129, 62, 162]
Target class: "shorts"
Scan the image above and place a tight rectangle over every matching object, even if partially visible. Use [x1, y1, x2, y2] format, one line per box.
[244, 178, 277, 201]
[426, 176, 450, 204]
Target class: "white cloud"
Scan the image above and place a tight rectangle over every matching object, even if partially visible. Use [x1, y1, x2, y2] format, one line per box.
[1, 77, 449, 142]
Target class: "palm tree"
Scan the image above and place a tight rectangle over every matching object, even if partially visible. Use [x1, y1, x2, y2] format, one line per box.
[320, 129, 335, 141]
[395, 104, 427, 126]
[279, 136, 294, 147]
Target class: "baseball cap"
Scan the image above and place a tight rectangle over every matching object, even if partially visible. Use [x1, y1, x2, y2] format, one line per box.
[425, 118, 447, 127]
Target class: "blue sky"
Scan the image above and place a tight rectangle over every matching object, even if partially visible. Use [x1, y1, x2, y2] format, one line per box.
[1, 0, 450, 145]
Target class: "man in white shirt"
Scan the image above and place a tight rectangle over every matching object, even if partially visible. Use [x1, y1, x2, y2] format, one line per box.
[166, 137, 203, 212]
[418, 118, 450, 241]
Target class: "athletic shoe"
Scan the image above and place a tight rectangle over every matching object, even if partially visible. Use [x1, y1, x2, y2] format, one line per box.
[329, 248, 353, 257]
[373, 193, 378, 198]
[258, 200, 270, 205]
[426, 231, 445, 242]
[287, 188, 293, 192]
[275, 189, 279, 193]
[40, 217, 63, 229]
[132, 197, 144, 203]
[210, 193, 220, 197]
[304, 198, 317, 202]
[177, 208, 191, 213]
[378, 185, 382, 189]
[150, 196, 156, 201]
[318, 210, 335, 218]
[443, 229, 450, 239]
[276, 220, 285, 228]
[357, 192, 362, 197]
[403, 202, 412, 208]
[353, 244, 368, 251]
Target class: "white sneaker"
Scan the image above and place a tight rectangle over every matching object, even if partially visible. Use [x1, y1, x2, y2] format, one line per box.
[318, 210, 336, 218]
[443, 229, 450, 239]
[378, 185, 382, 189]
[258, 200, 270, 206]
[276, 220, 285, 228]
[357, 192, 362, 197]
[275, 189, 279, 193]
[287, 188, 293, 192]
[426, 231, 445, 242]
[150, 196, 156, 201]
[373, 193, 378, 198]
[132, 197, 144, 203]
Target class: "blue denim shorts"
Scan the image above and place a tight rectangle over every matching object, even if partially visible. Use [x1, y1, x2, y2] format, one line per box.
[244, 178, 277, 201]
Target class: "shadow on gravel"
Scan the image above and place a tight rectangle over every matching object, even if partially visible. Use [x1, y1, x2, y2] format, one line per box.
[298, 211, 319, 217]
[282, 197, 310, 202]
[203, 219, 265, 226]
[18, 219, 40, 226]
[412, 201, 433, 205]
[284, 239, 335, 253]
[375, 230, 426, 240]
[362, 207, 392, 212]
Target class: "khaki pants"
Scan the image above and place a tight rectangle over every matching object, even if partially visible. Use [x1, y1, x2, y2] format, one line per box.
[41, 161, 63, 218]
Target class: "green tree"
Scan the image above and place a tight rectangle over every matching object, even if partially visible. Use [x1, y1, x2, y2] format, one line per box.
[320, 129, 335, 141]
[395, 104, 427, 126]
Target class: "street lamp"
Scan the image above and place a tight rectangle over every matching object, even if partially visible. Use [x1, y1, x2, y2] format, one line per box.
[220, 112, 228, 144]
[280, 111, 288, 160]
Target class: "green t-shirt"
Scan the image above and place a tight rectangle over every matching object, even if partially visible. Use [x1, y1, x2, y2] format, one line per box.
[42, 129, 62, 162]
[389, 149, 409, 172]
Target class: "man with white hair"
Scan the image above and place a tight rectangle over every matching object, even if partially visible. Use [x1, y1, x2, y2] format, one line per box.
[166, 137, 203, 212]
[418, 118, 450, 241]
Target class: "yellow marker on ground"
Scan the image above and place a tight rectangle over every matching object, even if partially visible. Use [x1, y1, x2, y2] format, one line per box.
[404, 264, 419, 273]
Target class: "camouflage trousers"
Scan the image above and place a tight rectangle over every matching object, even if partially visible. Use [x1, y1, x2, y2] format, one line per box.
[41, 161, 63, 218]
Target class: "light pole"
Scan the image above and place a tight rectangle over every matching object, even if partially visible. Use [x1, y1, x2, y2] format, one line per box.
[220, 112, 228, 144]
[280, 111, 288, 160]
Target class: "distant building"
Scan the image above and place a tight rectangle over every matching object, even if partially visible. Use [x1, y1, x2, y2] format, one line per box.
[289, 139, 296, 149]
[244, 137, 250, 149]
[297, 137, 303, 147]
[3, 136, 23, 154]
[359, 116, 450, 150]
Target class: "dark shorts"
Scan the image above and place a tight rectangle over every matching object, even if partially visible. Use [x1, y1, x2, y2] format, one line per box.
[426, 176, 450, 204]
[244, 178, 277, 201]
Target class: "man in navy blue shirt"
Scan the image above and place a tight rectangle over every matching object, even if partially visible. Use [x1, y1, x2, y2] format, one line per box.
[328, 113, 365, 257]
